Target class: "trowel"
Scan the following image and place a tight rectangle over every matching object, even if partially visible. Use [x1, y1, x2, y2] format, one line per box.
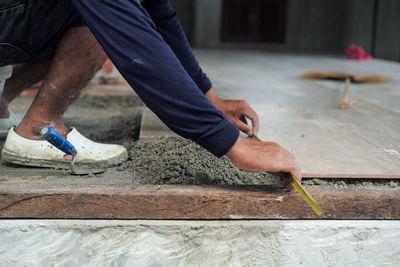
[251, 135, 321, 216]
[41, 127, 105, 175]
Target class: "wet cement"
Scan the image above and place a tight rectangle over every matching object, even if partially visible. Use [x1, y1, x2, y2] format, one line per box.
[128, 136, 284, 186]
[126, 136, 400, 187]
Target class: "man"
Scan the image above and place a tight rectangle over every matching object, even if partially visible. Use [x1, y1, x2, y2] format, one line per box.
[0, 0, 301, 182]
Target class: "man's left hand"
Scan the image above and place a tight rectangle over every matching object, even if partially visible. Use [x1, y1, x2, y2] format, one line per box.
[206, 89, 259, 136]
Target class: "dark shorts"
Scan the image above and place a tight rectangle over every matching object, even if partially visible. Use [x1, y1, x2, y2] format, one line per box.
[0, 0, 86, 67]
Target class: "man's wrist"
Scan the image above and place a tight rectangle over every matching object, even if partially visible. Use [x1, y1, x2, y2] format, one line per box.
[205, 88, 216, 102]
[205, 88, 223, 108]
[226, 136, 245, 160]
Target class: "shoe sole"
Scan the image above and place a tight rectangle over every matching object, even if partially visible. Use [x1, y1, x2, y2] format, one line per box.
[1, 148, 128, 169]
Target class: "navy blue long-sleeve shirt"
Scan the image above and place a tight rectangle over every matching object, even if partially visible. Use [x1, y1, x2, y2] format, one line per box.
[71, 0, 239, 157]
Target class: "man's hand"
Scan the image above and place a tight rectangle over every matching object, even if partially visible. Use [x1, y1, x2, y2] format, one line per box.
[226, 136, 302, 186]
[206, 89, 259, 136]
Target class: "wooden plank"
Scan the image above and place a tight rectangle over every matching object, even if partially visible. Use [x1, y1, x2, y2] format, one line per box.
[0, 183, 399, 220]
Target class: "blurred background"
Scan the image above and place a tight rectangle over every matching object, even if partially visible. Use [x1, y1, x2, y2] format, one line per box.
[170, 0, 400, 61]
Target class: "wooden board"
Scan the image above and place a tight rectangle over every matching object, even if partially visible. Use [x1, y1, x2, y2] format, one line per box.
[1, 183, 399, 220]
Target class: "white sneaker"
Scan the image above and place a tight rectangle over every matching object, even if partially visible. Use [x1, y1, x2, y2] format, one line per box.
[1, 127, 128, 169]
[0, 110, 24, 138]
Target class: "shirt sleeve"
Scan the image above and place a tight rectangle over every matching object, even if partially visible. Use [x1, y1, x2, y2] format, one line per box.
[71, 0, 239, 157]
[141, 0, 212, 94]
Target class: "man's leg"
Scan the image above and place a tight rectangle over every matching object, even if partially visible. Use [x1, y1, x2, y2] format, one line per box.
[16, 26, 107, 139]
[0, 60, 50, 119]
[2, 26, 127, 168]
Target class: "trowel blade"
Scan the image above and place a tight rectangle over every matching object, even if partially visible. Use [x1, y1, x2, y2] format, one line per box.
[70, 167, 105, 176]
[70, 157, 105, 176]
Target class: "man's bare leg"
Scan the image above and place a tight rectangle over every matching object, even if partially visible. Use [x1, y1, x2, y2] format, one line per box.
[0, 60, 50, 119]
[15, 26, 107, 139]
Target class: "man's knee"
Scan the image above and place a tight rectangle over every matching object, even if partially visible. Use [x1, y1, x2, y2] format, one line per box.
[56, 26, 107, 75]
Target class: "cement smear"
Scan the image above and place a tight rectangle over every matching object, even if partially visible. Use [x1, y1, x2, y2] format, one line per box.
[128, 136, 283, 186]
[1, 220, 399, 266]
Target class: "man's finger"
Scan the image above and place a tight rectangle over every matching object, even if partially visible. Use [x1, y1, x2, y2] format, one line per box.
[244, 108, 259, 135]
[235, 119, 252, 135]
[239, 115, 248, 125]
[292, 170, 302, 183]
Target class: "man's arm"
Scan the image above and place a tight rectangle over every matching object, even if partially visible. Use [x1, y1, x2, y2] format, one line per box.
[141, 0, 259, 135]
[71, 0, 301, 182]
[205, 89, 259, 136]
[141, 0, 212, 94]
[71, 0, 239, 157]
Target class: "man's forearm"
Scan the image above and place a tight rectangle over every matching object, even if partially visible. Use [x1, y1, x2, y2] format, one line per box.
[71, 0, 238, 157]
[141, 0, 212, 94]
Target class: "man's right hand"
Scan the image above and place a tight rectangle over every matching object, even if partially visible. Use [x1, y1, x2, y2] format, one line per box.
[226, 136, 302, 186]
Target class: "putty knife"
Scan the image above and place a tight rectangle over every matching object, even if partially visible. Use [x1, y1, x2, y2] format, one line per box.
[40, 127, 105, 175]
[251, 135, 321, 216]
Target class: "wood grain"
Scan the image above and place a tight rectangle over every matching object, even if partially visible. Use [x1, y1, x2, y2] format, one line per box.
[1, 184, 399, 220]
